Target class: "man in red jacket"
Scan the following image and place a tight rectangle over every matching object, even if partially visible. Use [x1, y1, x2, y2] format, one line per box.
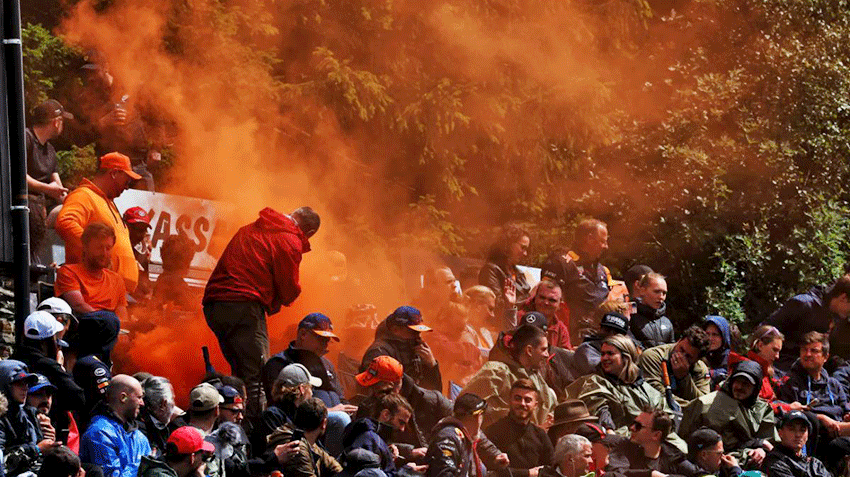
[203, 206, 320, 420]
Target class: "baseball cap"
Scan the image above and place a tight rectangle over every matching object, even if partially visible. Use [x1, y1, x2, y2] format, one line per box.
[600, 313, 629, 335]
[23, 311, 68, 347]
[688, 428, 722, 455]
[575, 422, 618, 447]
[779, 410, 812, 431]
[167, 426, 215, 454]
[219, 385, 244, 405]
[32, 99, 73, 124]
[729, 368, 757, 386]
[99, 152, 142, 180]
[298, 313, 340, 341]
[37, 297, 73, 317]
[190, 383, 225, 412]
[519, 312, 548, 331]
[29, 374, 57, 395]
[356, 356, 404, 387]
[3, 360, 38, 386]
[122, 207, 152, 227]
[387, 306, 431, 332]
[278, 363, 322, 388]
[454, 393, 487, 417]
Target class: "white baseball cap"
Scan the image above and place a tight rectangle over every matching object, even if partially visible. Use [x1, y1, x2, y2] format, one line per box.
[23, 311, 67, 346]
[37, 297, 73, 316]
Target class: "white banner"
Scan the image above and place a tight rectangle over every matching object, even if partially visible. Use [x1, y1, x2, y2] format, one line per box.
[114, 190, 234, 271]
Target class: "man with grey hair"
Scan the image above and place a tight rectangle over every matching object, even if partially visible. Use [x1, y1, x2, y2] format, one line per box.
[138, 376, 184, 457]
[204, 206, 320, 421]
[540, 434, 593, 477]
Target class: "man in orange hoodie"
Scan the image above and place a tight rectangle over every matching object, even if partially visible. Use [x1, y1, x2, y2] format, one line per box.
[55, 152, 140, 293]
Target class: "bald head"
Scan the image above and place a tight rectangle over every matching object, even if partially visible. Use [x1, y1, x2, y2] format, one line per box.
[107, 374, 144, 422]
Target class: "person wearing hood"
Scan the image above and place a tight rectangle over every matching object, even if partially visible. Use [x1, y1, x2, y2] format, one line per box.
[572, 335, 685, 452]
[55, 152, 140, 292]
[203, 206, 320, 421]
[80, 374, 151, 477]
[13, 311, 85, 447]
[638, 325, 711, 406]
[0, 360, 45, 477]
[462, 324, 556, 428]
[629, 273, 674, 349]
[702, 316, 733, 388]
[342, 393, 413, 476]
[262, 313, 355, 457]
[764, 275, 850, 372]
[541, 219, 613, 346]
[680, 360, 777, 468]
[727, 325, 788, 407]
[360, 306, 442, 392]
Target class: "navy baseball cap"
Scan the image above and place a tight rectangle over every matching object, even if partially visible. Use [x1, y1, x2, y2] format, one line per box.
[519, 312, 548, 331]
[779, 410, 812, 431]
[29, 374, 56, 395]
[298, 313, 340, 341]
[454, 393, 487, 417]
[219, 385, 244, 405]
[387, 306, 431, 332]
[600, 313, 629, 335]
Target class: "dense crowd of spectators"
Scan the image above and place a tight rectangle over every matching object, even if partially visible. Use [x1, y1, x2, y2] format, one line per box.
[18, 88, 850, 476]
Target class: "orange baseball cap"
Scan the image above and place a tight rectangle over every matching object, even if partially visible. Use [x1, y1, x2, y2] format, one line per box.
[100, 152, 141, 180]
[356, 355, 403, 387]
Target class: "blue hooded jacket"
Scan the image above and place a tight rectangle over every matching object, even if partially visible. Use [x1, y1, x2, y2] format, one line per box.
[342, 418, 396, 476]
[703, 315, 731, 387]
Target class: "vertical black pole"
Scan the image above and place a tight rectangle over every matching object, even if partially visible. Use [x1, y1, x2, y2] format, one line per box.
[3, 0, 31, 346]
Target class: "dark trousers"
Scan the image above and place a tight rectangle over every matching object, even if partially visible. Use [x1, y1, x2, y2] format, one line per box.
[204, 301, 268, 419]
[76, 311, 121, 366]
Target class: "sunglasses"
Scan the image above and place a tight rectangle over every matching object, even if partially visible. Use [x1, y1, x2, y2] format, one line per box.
[221, 407, 244, 415]
[632, 420, 645, 431]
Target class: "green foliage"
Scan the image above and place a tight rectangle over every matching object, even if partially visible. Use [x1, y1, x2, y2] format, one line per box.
[20, 23, 81, 110]
[56, 144, 97, 189]
[23, 0, 850, 334]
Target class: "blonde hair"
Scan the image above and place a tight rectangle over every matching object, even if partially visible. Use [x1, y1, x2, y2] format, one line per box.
[464, 285, 496, 304]
[271, 379, 311, 405]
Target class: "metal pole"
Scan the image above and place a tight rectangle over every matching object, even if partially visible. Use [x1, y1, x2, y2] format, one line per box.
[3, 0, 31, 346]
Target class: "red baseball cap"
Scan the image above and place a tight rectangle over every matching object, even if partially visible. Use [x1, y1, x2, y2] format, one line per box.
[122, 207, 152, 226]
[167, 426, 215, 454]
[356, 355, 403, 387]
[99, 152, 141, 180]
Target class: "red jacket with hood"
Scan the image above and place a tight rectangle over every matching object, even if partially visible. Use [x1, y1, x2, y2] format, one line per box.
[203, 208, 310, 314]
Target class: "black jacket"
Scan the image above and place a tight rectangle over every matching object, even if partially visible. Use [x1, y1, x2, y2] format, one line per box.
[361, 321, 442, 391]
[13, 343, 86, 443]
[777, 361, 850, 421]
[353, 374, 453, 448]
[541, 251, 610, 342]
[762, 444, 833, 477]
[136, 408, 186, 457]
[478, 261, 532, 329]
[544, 347, 576, 402]
[425, 418, 486, 477]
[250, 401, 294, 456]
[261, 342, 346, 407]
[483, 416, 553, 477]
[764, 287, 836, 372]
[630, 301, 674, 349]
[606, 439, 690, 477]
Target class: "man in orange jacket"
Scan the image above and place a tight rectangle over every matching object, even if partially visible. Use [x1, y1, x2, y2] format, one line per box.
[55, 152, 140, 293]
